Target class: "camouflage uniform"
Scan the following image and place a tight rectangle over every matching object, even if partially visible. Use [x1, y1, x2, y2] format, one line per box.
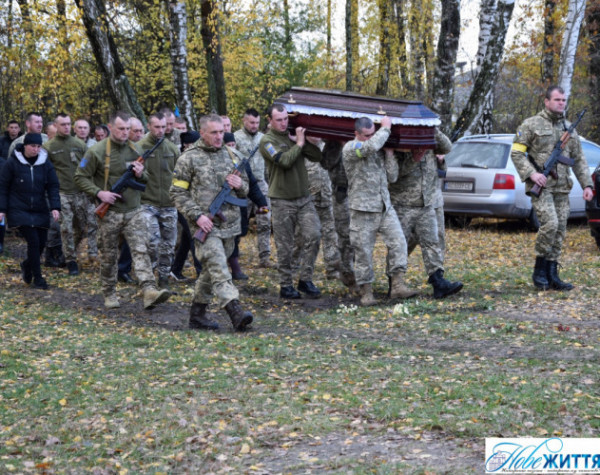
[389, 129, 451, 277]
[170, 140, 249, 308]
[74, 138, 158, 298]
[165, 128, 181, 148]
[511, 109, 592, 260]
[234, 127, 271, 260]
[44, 134, 89, 262]
[259, 129, 322, 287]
[139, 134, 179, 282]
[342, 126, 407, 286]
[322, 141, 354, 277]
[292, 159, 341, 277]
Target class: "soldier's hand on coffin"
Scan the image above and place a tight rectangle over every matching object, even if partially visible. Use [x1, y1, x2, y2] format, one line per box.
[305, 136, 321, 146]
[436, 154, 445, 164]
[412, 149, 426, 162]
[384, 148, 395, 158]
[294, 127, 306, 147]
[381, 116, 392, 129]
[226, 173, 242, 189]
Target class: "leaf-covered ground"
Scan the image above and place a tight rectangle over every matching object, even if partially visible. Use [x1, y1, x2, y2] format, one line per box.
[1, 218, 599, 474]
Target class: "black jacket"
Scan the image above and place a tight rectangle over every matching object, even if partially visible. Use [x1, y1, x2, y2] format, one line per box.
[0, 145, 61, 228]
[0, 131, 22, 163]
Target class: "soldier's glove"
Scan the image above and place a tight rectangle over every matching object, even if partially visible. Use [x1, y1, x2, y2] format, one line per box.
[335, 186, 347, 204]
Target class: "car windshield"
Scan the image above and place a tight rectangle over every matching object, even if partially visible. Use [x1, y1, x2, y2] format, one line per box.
[445, 142, 509, 169]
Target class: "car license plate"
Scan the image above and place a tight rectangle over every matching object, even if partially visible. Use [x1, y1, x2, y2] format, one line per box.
[445, 181, 473, 192]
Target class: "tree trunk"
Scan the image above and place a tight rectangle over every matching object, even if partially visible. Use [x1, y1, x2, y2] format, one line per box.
[167, 0, 197, 130]
[326, 0, 332, 63]
[587, 0, 600, 142]
[345, 0, 358, 91]
[376, 0, 393, 96]
[476, 0, 496, 74]
[557, 0, 586, 103]
[200, 0, 227, 114]
[430, 0, 460, 133]
[452, 0, 515, 136]
[393, 0, 409, 95]
[542, 0, 557, 84]
[75, 0, 146, 122]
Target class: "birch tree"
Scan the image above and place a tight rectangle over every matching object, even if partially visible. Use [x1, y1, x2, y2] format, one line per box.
[430, 0, 460, 133]
[74, 0, 146, 121]
[375, 0, 394, 96]
[345, 0, 358, 91]
[167, 0, 196, 130]
[452, 0, 515, 136]
[557, 0, 586, 103]
[542, 0, 557, 84]
[587, 0, 600, 141]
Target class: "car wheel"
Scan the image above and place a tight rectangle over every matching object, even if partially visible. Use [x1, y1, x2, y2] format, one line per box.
[527, 209, 540, 232]
[447, 215, 472, 228]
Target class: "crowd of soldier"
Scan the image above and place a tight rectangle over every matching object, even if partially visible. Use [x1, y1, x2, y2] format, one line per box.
[0, 84, 591, 331]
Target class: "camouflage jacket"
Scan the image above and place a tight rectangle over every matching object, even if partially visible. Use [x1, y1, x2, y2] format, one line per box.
[305, 159, 333, 207]
[234, 127, 265, 182]
[389, 129, 451, 208]
[342, 127, 397, 212]
[74, 138, 147, 213]
[170, 139, 249, 239]
[44, 134, 87, 194]
[511, 109, 592, 194]
[259, 128, 322, 200]
[165, 128, 181, 147]
[138, 133, 179, 208]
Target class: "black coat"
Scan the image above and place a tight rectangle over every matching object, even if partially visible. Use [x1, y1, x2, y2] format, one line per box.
[0, 145, 61, 228]
[0, 131, 22, 162]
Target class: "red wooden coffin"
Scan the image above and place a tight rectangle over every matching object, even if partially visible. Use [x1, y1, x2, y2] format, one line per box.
[274, 87, 441, 149]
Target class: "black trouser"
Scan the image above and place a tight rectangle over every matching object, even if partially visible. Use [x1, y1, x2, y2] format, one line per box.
[118, 240, 132, 275]
[231, 207, 249, 260]
[19, 226, 48, 279]
[171, 212, 201, 275]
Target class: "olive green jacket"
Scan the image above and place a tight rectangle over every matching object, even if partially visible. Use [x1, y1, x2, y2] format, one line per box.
[44, 134, 87, 194]
[138, 134, 179, 207]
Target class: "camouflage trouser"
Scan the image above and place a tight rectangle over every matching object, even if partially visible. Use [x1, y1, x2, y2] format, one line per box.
[349, 208, 407, 286]
[248, 179, 271, 258]
[333, 196, 354, 275]
[271, 195, 321, 287]
[98, 208, 156, 297]
[193, 234, 238, 308]
[532, 191, 570, 260]
[47, 216, 62, 249]
[85, 197, 98, 257]
[59, 192, 89, 262]
[407, 204, 446, 259]
[292, 189, 341, 276]
[141, 204, 178, 280]
[394, 204, 444, 277]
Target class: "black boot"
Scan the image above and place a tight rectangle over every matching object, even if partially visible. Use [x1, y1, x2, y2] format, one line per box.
[225, 299, 253, 331]
[67, 260, 79, 276]
[228, 256, 248, 280]
[532, 256, 550, 290]
[20, 260, 32, 284]
[32, 276, 49, 290]
[0, 224, 5, 255]
[428, 269, 463, 299]
[45, 246, 60, 267]
[546, 260, 573, 291]
[189, 303, 219, 330]
[54, 246, 66, 268]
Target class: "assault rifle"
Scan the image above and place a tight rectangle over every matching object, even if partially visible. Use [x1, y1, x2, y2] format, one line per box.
[193, 146, 259, 243]
[530, 109, 586, 198]
[95, 138, 164, 219]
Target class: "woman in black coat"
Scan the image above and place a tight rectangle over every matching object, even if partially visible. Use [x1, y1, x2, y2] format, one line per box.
[0, 133, 61, 289]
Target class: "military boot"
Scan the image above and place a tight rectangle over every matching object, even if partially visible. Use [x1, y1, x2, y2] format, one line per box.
[67, 260, 79, 276]
[20, 260, 32, 284]
[189, 303, 219, 330]
[428, 269, 463, 299]
[104, 294, 121, 309]
[45, 246, 61, 267]
[532, 256, 550, 290]
[228, 256, 249, 280]
[225, 299, 253, 331]
[390, 272, 419, 299]
[546, 260, 573, 291]
[259, 253, 275, 269]
[359, 283, 377, 306]
[143, 287, 170, 309]
[340, 271, 360, 293]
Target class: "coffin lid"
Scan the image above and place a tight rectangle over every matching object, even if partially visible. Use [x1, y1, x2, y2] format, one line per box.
[274, 87, 441, 127]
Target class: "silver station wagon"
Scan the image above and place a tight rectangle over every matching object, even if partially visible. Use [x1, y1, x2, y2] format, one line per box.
[441, 134, 600, 230]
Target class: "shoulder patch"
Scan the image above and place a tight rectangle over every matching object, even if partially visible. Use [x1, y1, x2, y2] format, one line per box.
[353, 142, 363, 150]
[265, 143, 277, 157]
[79, 158, 88, 168]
